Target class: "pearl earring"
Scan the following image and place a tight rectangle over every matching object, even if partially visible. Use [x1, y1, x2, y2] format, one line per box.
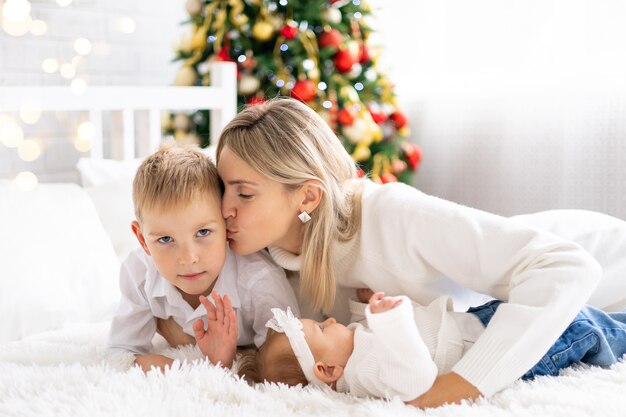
[298, 211, 311, 224]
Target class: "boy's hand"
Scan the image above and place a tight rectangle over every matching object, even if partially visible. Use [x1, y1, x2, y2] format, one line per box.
[193, 291, 238, 368]
[369, 292, 403, 314]
[356, 288, 375, 303]
[134, 354, 174, 373]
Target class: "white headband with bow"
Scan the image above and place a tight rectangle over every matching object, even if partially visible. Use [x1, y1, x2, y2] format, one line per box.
[265, 307, 325, 386]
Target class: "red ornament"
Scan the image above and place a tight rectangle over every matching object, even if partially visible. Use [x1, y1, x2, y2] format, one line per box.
[217, 49, 229, 61]
[390, 111, 408, 129]
[359, 44, 370, 63]
[337, 108, 356, 125]
[369, 108, 387, 124]
[334, 49, 356, 73]
[248, 96, 267, 106]
[215, 38, 232, 62]
[356, 167, 366, 178]
[404, 143, 423, 170]
[318, 29, 343, 49]
[291, 79, 317, 102]
[380, 173, 398, 184]
[280, 22, 298, 39]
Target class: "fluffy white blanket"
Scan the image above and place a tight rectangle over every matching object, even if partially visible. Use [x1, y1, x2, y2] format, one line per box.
[1, 322, 625, 417]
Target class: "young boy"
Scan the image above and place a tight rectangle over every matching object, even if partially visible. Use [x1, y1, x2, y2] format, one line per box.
[237, 291, 626, 405]
[106, 144, 299, 371]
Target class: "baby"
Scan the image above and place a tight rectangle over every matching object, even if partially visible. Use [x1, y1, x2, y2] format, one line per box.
[237, 292, 626, 403]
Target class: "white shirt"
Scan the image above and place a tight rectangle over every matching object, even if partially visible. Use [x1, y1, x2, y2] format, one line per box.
[270, 181, 610, 397]
[107, 246, 299, 355]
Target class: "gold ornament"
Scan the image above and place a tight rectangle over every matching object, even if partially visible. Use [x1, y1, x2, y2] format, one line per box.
[176, 33, 194, 54]
[351, 144, 371, 162]
[307, 67, 320, 81]
[347, 63, 362, 79]
[174, 129, 187, 141]
[340, 85, 360, 103]
[342, 118, 369, 144]
[174, 66, 198, 86]
[173, 113, 191, 131]
[346, 40, 360, 60]
[252, 20, 275, 42]
[185, 0, 203, 16]
[369, 121, 383, 142]
[191, 27, 208, 51]
[160, 113, 173, 131]
[322, 7, 342, 24]
[237, 74, 261, 95]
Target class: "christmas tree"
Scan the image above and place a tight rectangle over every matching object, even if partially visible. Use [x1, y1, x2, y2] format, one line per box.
[169, 0, 422, 183]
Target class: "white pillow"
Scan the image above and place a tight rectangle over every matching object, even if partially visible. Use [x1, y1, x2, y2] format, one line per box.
[83, 179, 139, 262]
[76, 157, 142, 187]
[76, 158, 142, 261]
[0, 182, 121, 342]
[512, 209, 626, 312]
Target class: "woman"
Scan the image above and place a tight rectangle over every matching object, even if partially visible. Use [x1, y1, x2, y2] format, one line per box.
[215, 97, 626, 407]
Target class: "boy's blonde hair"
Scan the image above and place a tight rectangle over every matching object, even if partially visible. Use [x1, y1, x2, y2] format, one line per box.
[133, 143, 221, 220]
[237, 329, 308, 387]
[216, 98, 363, 313]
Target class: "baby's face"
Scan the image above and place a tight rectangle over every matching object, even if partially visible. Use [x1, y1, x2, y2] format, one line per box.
[135, 193, 227, 297]
[300, 318, 354, 367]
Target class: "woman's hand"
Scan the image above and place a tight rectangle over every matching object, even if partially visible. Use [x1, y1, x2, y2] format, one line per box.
[134, 354, 174, 373]
[193, 291, 238, 368]
[356, 288, 375, 303]
[405, 372, 482, 409]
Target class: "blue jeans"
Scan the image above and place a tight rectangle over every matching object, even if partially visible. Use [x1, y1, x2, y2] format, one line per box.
[467, 300, 626, 380]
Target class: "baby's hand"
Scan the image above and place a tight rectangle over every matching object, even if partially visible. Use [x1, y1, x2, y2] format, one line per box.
[193, 291, 238, 368]
[356, 288, 375, 303]
[369, 292, 403, 314]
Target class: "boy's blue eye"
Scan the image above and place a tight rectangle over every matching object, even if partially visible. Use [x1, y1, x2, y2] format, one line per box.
[197, 229, 210, 237]
[158, 236, 173, 244]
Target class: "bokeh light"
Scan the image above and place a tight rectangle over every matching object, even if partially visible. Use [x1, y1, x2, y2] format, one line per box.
[17, 139, 42, 161]
[14, 171, 38, 191]
[119, 17, 136, 34]
[74, 37, 92, 55]
[42, 58, 59, 73]
[19, 102, 42, 124]
[0, 115, 24, 148]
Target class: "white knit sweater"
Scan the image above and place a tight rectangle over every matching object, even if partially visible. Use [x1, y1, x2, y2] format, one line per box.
[270, 181, 610, 396]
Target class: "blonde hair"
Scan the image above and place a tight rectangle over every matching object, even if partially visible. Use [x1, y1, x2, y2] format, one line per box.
[216, 98, 363, 313]
[133, 142, 221, 220]
[237, 329, 308, 387]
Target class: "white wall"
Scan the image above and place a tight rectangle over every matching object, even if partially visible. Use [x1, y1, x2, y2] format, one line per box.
[371, 0, 626, 220]
[0, 0, 186, 182]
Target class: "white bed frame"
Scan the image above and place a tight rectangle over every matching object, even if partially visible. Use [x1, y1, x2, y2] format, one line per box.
[0, 62, 237, 160]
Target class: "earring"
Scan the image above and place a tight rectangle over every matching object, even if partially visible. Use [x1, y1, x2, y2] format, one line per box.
[298, 211, 311, 224]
